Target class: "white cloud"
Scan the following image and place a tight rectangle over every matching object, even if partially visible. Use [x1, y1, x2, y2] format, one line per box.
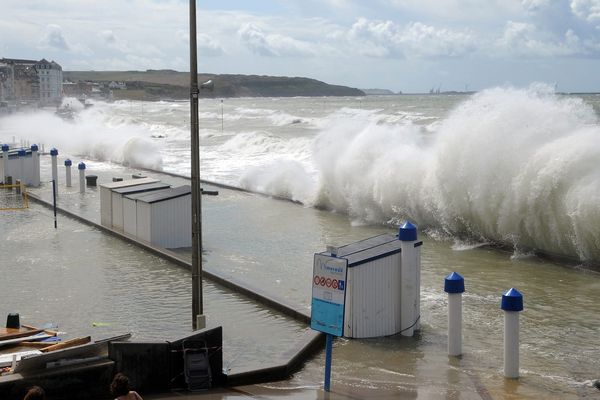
[238, 23, 276, 56]
[198, 34, 225, 57]
[389, 0, 524, 21]
[98, 30, 130, 53]
[401, 22, 477, 58]
[570, 0, 600, 23]
[175, 29, 224, 57]
[496, 21, 590, 57]
[3, 0, 600, 92]
[521, 0, 551, 12]
[39, 24, 70, 51]
[348, 18, 477, 59]
[98, 30, 117, 45]
[238, 23, 316, 57]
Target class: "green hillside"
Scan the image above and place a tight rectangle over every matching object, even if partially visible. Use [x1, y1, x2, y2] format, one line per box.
[63, 70, 365, 99]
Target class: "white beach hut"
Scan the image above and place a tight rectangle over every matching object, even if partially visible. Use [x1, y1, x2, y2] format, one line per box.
[100, 177, 159, 227]
[320, 224, 421, 339]
[110, 182, 171, 231]
[134, 185, 191, 249]
[0, 145, 40, 187]
[122, 188, 169, 236]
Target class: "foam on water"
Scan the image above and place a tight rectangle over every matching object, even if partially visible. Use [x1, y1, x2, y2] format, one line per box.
[235, 86, 600, 261]
[3, 88, 599, 261]
[0, 100, 163, 170]
[304, 86, 600, 259]
[305, 85, 600, 260]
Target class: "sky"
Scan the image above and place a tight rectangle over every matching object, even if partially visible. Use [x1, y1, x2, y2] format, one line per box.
[2, 0, 600, 93]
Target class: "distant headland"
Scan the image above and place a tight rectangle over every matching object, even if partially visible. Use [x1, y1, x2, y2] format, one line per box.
[63, 70, 365, 100]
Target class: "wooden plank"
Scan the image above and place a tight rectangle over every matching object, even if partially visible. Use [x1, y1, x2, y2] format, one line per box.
[0, 333, 52, 348]
[40, 337, 91, 353]
[19, 342, 58, 349]
[22, 324, 58, 337]
[0, 327, 42, 341]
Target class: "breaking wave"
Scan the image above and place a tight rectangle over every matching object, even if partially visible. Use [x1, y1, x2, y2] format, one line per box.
[3, 88, 600, 261]
[0, 101, 164, 170]
[242, 85, 600, 261]
[319, 86, 600, 260]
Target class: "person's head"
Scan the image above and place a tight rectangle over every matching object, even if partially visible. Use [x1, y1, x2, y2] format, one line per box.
[110, 373, 131, 397]
[23, 386, 45, 400]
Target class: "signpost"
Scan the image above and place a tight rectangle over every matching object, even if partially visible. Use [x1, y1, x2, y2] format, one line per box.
[311, 253, 348, 392]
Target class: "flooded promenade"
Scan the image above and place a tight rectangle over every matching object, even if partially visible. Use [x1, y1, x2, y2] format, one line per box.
[0, 154, 598, 399]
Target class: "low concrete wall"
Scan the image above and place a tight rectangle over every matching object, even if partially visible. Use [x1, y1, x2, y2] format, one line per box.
[226, 329, 323, 386]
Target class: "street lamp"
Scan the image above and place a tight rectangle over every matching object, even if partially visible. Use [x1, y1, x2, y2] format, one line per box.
[189, 0, 205, 331]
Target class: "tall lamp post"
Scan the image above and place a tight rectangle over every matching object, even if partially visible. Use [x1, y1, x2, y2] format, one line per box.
[189, 0, 205, 330]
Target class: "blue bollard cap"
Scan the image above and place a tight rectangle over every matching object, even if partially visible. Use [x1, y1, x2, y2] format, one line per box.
[399, 221, 418, 241]
[444, 272, 465, 293]
[50, 148, 58, 156]
[78, 162, 86, 170]
[18, 149, 26, 156]
[30, 144, 38, 152]
[64, 159, 72, 166]
[501, 288, 523, 312]
[2, 144, 9, 151]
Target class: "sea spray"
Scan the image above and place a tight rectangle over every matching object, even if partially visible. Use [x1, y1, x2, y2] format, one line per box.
[3, 90, 600, 262]
[312, 117, 429, 222]
[239, 159, 315, 202]
[0, 101, 164, 170]
[311, 85, 600, 261]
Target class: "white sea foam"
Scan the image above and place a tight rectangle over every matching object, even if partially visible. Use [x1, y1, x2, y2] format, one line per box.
[0, 103, 164, 170]
[230, 85, 600, 261]
[3, 87, 599, 261]
[306, 85, 600, 260]
[239, 159, 315, 202]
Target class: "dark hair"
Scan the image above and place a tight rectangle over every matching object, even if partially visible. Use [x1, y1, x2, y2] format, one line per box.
[110, 372, 130, 397]
[23, 386, 45, 400]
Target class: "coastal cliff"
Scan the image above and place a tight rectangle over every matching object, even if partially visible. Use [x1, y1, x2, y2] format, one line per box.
[63, 70, 365, 99]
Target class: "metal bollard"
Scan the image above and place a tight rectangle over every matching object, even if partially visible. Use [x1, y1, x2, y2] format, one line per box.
[78, 162, 86, 194]
[31, 144, 40, 187]
[444, 272, 464, 356]
[1, 144, 8, 183]
[18, 149, 26, 183]
[502, 288, 523, 379]
[50, 148, 58, 195]
[399, 221, 420, 336]
[64, 159, 72, 187]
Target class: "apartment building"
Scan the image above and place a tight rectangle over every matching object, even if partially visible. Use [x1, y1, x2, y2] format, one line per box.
[0, 57, 63, 105]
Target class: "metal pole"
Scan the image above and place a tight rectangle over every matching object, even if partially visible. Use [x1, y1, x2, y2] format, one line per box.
[52, 179, 57, 229]
[221, 99, 223, 132]
[324, 333, 333, 392]
[190, 0, 204, 330]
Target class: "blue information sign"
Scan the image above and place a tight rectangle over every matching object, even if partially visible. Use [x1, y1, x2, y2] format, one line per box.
[310, 254, 348, 337]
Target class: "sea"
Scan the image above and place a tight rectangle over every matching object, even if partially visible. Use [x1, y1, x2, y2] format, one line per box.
[2, 84, 600, 398]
